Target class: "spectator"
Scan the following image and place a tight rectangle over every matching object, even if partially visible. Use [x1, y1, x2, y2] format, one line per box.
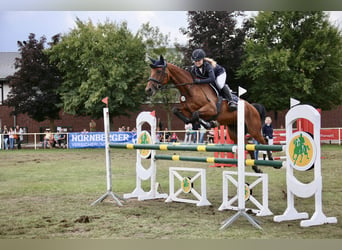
[184, 122, 192, 144]
[2, 125, 9, 150]
[43, 129, 53, 149]
[54, 130, 66, 148]
[199, 125, 206, 143]
[207, 128, 214, 143]
[15, 125, 23, 150]
[89, 119, 96, 132]
[164, 128, 171, 142]
[8, 127, 15, 150]
[192, 120, 200, 143]
[170, 132, 178, 142]
[262, 116, 274, 160]
[156, 128, 162, 143]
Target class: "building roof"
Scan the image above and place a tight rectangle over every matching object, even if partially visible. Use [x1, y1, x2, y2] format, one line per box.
[0, 52, 20, 79]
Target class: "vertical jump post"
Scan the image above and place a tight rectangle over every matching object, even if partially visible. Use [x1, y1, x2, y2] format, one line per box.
[220, 87, 263, 230]
[91, 107, 124, 206]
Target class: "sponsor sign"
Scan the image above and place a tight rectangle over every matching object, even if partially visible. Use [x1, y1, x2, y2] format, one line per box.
[287, 131, 316, 171]
[68, 132, 137, 148]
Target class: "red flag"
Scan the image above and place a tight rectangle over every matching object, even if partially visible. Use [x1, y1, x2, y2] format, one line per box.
[102, 97, 108, 106]
[150, 110, 155, 117]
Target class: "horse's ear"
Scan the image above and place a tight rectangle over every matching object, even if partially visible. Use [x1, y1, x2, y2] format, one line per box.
[148, 56, 156, 64]
[159, 55, 166, 66]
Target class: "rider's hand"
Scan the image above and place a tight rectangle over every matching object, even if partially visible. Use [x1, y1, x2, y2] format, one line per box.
[194, 78, 201, 84]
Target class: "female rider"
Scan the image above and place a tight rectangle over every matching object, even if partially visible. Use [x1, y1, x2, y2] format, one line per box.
[191, 48, 237, 111]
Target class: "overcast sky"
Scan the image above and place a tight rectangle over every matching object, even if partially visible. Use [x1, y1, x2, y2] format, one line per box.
[0, 11, 342, 52]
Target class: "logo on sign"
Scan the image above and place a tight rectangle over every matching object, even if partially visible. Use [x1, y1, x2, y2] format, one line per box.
[288, 131, 316, 171]
[137, 131, 152, 159]
[181, 177, 192, 193]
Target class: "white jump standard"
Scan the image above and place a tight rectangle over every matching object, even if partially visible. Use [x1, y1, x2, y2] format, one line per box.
[166, 167, 211, 206]
[91, 107, 124, 206]
[219, 171, 272, 217]
[273, 99, 337, 227]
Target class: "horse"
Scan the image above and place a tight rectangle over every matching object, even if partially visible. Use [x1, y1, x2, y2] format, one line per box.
[145, 55, 268, 173]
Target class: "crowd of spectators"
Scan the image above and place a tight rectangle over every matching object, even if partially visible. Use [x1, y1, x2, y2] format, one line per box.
[1, 120, 217, 150]
[0, 124, 24, 150]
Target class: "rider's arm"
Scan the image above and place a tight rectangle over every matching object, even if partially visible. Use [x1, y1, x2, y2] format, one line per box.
[194, 64, 216, 84]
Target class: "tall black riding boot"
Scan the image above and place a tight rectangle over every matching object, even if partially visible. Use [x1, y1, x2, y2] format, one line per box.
[221, 85, 237, 111]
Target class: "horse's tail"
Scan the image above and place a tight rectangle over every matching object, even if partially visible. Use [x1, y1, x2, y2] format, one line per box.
[252, 103, 266, 125]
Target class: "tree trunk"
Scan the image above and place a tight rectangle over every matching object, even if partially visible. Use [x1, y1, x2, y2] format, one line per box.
[49, 119, 55, 132]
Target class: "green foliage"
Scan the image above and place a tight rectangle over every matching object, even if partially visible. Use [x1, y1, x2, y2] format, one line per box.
[48, 18, 147, 119]
[138, 22, 184, 129]
[237, 11, 342, 110]
[6, 33, 62, 122]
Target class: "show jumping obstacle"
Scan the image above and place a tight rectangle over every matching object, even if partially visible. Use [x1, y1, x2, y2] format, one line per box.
[273, 99, 337, 227]
[211, 125, 236, 167]
[93, 90, 336, 229]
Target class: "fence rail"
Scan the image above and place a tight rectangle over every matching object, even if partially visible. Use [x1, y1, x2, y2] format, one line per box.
[0, 127, 341, 150]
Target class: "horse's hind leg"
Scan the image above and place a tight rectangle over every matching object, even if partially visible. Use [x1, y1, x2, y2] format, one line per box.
[227, 126, 262, 173]
[249, 151, 263, 173]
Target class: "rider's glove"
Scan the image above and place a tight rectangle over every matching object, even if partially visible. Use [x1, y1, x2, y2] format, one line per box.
[194, 78, 201, 84]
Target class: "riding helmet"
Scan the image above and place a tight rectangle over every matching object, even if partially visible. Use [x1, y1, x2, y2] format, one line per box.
[191, 49, 206, 61]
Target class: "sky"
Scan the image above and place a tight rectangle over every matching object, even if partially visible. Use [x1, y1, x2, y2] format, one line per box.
[1, 11, 342, 52]
[0, 11, 189, 52]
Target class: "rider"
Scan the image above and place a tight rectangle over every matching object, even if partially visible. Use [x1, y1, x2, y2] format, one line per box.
[191, 48, 237, 111]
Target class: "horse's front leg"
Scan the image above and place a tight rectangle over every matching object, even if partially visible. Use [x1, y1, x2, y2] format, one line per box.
[172, 107, 191, 124]
[192, 104, 219, 129]
[190, 111, 217, 129]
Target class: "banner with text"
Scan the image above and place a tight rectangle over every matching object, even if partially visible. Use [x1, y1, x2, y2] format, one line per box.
[68, 132, 137, 149]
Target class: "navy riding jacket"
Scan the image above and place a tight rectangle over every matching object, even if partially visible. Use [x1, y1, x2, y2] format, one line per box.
[192, 61, 225, 84]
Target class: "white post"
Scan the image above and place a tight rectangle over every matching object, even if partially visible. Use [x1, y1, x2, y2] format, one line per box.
[237, 98, 245, 211]
[91, 107, 123, 206]
[104, 107, 112, 192]
[220, 87, 262, 230]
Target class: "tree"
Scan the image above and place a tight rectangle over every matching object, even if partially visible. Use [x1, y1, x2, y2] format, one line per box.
[6, 33, 62, 129]
[48, 18, 147, 120]
[237, 11, 342, 111]
[138, 22, 184, 130]
[179, 11, 250, 90]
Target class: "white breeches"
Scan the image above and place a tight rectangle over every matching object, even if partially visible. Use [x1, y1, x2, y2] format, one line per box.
[215, 72, 226, 90]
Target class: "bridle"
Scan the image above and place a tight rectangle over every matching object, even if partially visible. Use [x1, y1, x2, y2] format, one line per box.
[147, 63, 169, 90]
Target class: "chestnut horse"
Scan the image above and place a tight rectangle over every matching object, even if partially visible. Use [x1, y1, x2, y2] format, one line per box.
[146, 55, 268, 173]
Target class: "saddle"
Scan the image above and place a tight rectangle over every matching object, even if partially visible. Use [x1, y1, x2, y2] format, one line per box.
[206, 83, 238, 122]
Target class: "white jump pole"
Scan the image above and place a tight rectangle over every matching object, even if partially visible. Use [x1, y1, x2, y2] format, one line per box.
[91, 107, 123, 206]
[220, 87, 262, 230]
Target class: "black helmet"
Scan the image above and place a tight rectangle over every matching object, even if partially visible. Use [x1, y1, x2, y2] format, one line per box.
[191, 49, 206, 61]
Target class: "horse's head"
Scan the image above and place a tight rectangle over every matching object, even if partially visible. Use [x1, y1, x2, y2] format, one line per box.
[146, 55, 169, 96]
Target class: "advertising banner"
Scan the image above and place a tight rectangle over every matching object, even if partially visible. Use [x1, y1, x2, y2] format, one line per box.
[68, 132, 137, 149]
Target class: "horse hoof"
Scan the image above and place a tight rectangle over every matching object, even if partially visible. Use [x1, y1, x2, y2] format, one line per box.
[252, 166, 263, 173]
[210, 120, 219, 128]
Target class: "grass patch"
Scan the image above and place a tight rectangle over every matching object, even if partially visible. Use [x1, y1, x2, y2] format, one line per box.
[0, 146, 341, 239]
